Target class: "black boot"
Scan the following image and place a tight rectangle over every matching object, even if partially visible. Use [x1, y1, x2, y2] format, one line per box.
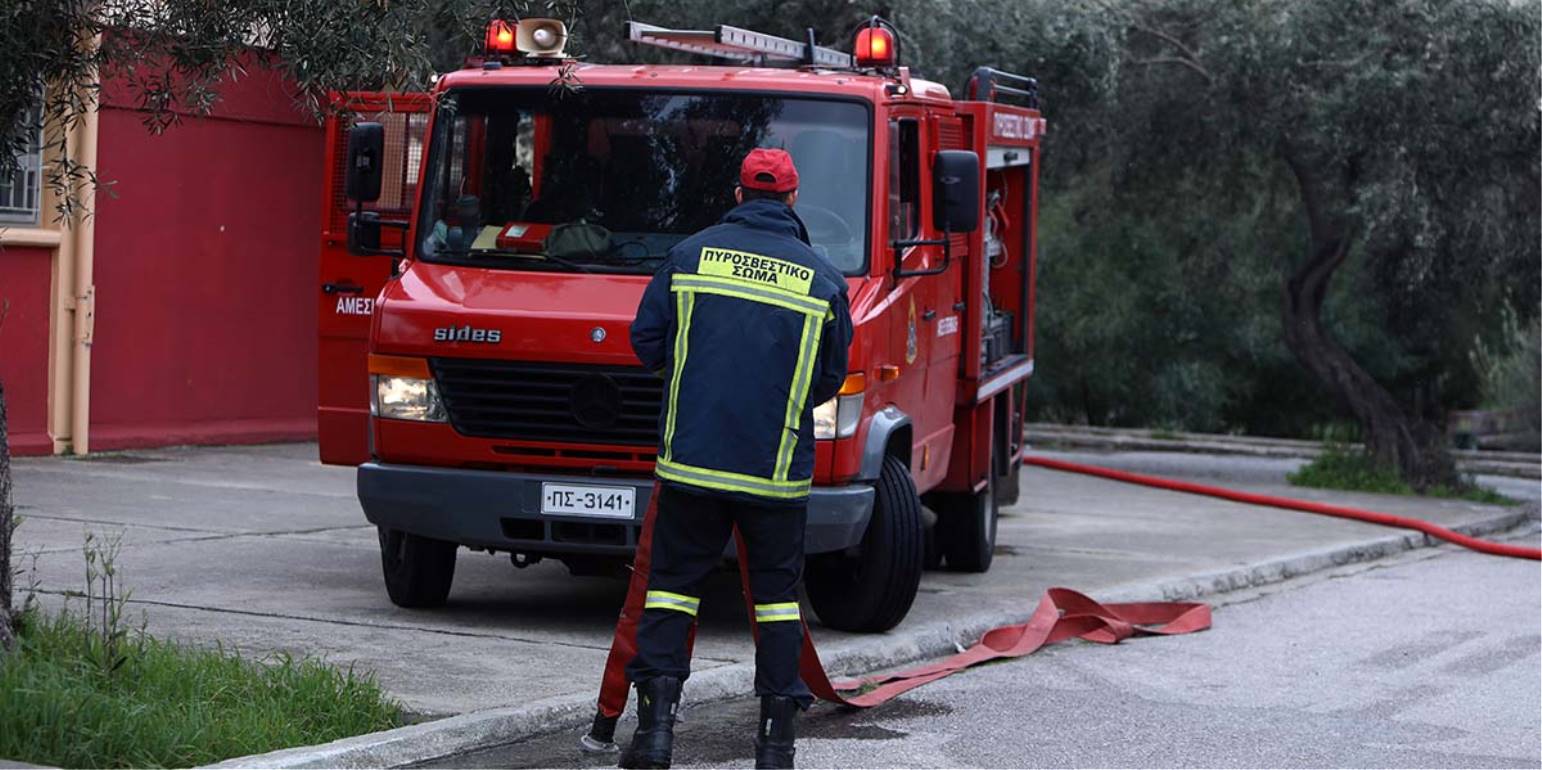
[753, 696, 800, 769]
[619, 677, 682, 769]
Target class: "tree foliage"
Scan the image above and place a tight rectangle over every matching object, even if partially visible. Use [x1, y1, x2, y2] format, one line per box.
[1, 378, 14, 653]
[0, 1, 586, 218]
[1, 0, 1536, 486]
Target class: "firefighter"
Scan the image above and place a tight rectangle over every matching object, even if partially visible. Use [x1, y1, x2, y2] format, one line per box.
[621, 148, 853, 770]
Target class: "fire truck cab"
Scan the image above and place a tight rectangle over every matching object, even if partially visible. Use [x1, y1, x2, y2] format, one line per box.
[317, 19, 1044, 633]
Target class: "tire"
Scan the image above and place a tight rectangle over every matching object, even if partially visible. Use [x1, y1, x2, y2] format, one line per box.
[937, 472, 998, 573]
[806, 454, 924, 633]
[378, 526, 458, 608]
[922, 522, 944, 571]
[994, 387, 1024, 507]
[994, 463, 1021, 507]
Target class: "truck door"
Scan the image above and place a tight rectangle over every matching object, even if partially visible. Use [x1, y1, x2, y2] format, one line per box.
[317, 93, 431, 466]
[926, 113, 969, 423]
[888, 113, 955, 488]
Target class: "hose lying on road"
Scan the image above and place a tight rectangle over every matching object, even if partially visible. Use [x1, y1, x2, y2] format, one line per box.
[582, 483, 1211, 752]
[1025, 455, 1541, 561]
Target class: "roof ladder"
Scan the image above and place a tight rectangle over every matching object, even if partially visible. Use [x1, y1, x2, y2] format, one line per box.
[625, 21, 854, 68]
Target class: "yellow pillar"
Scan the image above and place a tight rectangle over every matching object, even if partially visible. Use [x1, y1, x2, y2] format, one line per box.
[36, 63, 99, 455]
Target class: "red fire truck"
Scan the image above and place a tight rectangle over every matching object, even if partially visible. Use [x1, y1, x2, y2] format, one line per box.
[317, 18, 1044, 632]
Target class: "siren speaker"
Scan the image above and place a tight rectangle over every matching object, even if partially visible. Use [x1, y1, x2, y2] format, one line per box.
[516, 18, 568, 57]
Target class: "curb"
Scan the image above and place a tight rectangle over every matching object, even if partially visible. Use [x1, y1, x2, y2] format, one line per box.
[208, 508, 1536, 769]
[1026, 424, 1542, 479]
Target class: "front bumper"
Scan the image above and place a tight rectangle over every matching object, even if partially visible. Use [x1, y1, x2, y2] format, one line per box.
[357, 462, 874, 556]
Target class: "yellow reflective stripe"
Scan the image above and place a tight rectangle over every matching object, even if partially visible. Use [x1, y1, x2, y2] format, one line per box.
[754, 602, 801, 622]
[773, 314, 822, 481]
[662, 290, 694, 461]
[645, 590, 701, 616]
[656, 458, 811, 500]
[672, 273, 828, 317]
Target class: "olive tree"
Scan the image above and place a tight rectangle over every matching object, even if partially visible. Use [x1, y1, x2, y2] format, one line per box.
[1029, 0, 1540, 487]
[0, 1, 591, 217]
[1, 378, 13, 652]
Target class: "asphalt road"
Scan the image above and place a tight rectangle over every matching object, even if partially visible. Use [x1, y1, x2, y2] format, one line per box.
[449, 529, 1542, 768]
[16, 444, 1528, 720]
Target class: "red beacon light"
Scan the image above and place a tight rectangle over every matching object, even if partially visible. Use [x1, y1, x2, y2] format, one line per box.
[485, 19, 516, 56]
[853, 23, 896, 68]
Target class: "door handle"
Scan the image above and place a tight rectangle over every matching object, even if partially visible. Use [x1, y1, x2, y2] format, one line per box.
[953, 301, 967, 311]
[922, 309, 937, 321]
[323, 282, 366, 295]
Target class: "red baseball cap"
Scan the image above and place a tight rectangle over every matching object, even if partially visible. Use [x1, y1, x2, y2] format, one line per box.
[740, 148, 799, 193]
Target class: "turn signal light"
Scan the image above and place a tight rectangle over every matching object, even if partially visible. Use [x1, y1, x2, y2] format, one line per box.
[368, 353, 431, 379]
[838, 372, 867, 395]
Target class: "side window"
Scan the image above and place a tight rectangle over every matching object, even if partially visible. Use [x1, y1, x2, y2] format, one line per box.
[1, 101, 42, 225]
[887, 118, 920, 241]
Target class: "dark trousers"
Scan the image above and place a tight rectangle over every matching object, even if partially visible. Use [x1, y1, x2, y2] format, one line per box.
[625, 484, 812, 706]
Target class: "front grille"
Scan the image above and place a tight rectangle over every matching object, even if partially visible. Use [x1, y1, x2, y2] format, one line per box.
[431, 358, 662, 445]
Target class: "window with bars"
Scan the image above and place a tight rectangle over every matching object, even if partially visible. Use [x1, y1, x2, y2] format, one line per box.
[1, 103, 43, 225]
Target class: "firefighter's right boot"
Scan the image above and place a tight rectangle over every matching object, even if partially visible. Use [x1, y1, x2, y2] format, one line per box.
[619, 677, 682, 769]
[753, 695, 800, 769]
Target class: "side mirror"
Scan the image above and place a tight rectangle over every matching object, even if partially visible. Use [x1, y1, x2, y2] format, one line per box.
[932, 150, 980, 233]
[345, 122, 385, 203]
[891, 150, 982, 280]
[348, 211, 383, 255]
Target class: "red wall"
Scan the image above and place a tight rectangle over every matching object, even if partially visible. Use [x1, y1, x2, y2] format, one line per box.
[0, 245, 54, 455]
[90, 61, 324, 450]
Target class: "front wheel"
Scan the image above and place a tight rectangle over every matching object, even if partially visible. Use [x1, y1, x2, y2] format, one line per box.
[378, 527, 458, 608]
[806, 454, 924, 633]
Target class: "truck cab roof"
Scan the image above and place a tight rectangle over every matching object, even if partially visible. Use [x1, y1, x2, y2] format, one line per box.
[436, 63, 958, 106]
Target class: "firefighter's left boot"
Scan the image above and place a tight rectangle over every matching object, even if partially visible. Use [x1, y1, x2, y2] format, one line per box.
[619, 677, 682, 769]
[753, 696, 800, 769]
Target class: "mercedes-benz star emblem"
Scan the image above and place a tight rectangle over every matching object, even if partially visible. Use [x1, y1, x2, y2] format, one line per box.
[570, 375, 622, 430]
[590, 327, 607, 343]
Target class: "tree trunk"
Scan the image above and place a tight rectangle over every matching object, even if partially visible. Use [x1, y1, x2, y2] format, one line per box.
[1279, 149, 1460, 491]
[1, 379, 15, 652]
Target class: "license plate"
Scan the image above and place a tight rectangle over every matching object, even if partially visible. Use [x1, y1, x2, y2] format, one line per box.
[540, 483, 636, 519]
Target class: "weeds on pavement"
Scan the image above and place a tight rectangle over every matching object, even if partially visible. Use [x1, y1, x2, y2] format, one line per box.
[0, 531, 401, 768]
[1289, 444, 1515, 505]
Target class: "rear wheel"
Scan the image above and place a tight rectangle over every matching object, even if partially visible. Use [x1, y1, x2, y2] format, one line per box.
[378, 527, 458, 608]
[994, 385, 1025, 507]
[806, 454, 924, 633]
[936, 472, 998, 573]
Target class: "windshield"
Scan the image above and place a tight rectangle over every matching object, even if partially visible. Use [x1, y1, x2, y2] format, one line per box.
[414, 88, 871, 274]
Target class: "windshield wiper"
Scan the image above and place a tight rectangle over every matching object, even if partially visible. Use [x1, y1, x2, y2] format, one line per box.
[594, 241, 668, 266]
[444, 247, 593, 273]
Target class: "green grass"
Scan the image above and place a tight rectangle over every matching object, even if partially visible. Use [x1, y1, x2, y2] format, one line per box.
[0, 610, 401, 768]
[1288, 445, 1516, 505]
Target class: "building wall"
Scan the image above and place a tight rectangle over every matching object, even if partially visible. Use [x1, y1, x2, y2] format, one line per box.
[0, 244, 54, 455]
[88, 62, 324, 450]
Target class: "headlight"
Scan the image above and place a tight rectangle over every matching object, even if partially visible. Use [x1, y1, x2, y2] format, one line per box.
[372, 374, 447, 422]
[812, 393, 863, 440]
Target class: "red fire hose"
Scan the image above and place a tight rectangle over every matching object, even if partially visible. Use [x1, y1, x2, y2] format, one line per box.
[582, 483, 1210, 751]
[1024, 455, 1541, 561]
[583, 455, 1535, 751]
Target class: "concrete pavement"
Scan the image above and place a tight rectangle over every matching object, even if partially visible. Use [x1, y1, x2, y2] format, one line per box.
[8, 443, 1537, 765]
[478, 530, 1540, 768]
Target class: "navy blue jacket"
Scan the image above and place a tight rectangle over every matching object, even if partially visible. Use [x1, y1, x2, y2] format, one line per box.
[631, 199, 853, 503]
